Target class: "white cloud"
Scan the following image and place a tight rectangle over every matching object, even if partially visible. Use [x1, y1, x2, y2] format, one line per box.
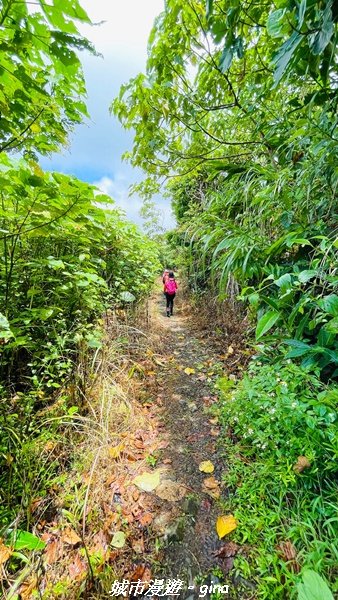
[94, 175, 175, 229]
[80, 0, 164, 58]
[40, 0, 176, 231]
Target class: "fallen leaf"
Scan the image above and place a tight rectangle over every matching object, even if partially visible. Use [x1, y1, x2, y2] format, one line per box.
[132, 537, 145, 554]
[210, 428, 220, 437]
[108, 443, 124, 459]
[18, 575, 38, 600]
[0, 539, 12, 564]
[293, 456, 311, 473]
[227, 346, 234, 355]
[209, 417, 219, 425]
[111, 531, 126, 548]
[132, 489, 140, 502]
[129, 564, 152, 584]
[171, 394, 182, 401]
[214, 541, 239, 558]
[216, 515, 237, 538]
[155, 480, 186, 502]
[138, 512, 154, 527]
[62, 527, 81, 546]
[222, 556, 235, 574]
[203, 476, 220, 490]
[134, 439, 145, 449]
[69, 553, 87, 580]
[278, 540, 297, 561]
[277, 541, 300, 573]
[184, 367, 195, 375]
[163, 458, 172, 465]
[44, 540, 59, 565]
[199, 460, 215, 474]
[133, 470, 160, 492]
[205, 488, 221, 500]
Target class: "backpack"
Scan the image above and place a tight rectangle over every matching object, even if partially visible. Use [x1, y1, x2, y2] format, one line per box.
[165, 279, 176, 295]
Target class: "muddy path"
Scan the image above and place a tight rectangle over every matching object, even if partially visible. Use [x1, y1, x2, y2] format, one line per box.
[142, 289, 233, 597]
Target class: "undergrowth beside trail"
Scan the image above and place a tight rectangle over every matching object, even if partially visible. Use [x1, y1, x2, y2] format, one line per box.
[216, 362, 338, 599]
[0, 302, 166, 599]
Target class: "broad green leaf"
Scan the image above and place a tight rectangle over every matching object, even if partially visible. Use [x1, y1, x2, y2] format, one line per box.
[120, 291, 136, 303]
[297, 569, 334, 600]
[267, 9, 286, 38]
[0, 313, 14, 340]
[298, 270, 317, 283]
[256, 311, 280, 339]
[272, 31, 303, 84]
[219, 44, 234, 72]
[10, 530, 46, 551]
[284, 339, 311, 358]
[318, 294, 338, 317]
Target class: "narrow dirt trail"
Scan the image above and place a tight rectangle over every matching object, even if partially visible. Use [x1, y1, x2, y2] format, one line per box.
[144, 288, 230, 596]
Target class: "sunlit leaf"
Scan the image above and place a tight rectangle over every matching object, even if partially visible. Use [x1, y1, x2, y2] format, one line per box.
[133, 471, 161, 492]
[111, 531, 126, 549]
[216, 515, 237, 538]
[199, 460, 215, 473]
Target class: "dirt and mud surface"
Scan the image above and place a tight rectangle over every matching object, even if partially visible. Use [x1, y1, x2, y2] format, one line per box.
[132, 289, 241, 598]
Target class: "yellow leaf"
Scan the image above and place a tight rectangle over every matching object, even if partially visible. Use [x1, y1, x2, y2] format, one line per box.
[199, 460, 214, 473]
[30, 123, 41, 133]
[108, 443, 124, 459]
[0, 539, 12, 565]
[216, 515, 237, 538]
[184, 367, 195, 375]
[133, 470, 161, 492]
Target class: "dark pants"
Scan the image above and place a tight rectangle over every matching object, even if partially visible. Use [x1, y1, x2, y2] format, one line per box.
[165, 292, 175, 314]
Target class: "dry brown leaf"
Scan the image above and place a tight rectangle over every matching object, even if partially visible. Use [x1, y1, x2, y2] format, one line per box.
[277, 540, 296, 561]
[277, 541, 300, 573]
[68, 553, 87, 580]
[214, 541, 239, 558]
[134, 439, 145, 449]
[209, 417, 219, 425]
[203, 476, 220, 490]
[129, 565, 152, 584]
[293, 456, 311, 473]
[216, 515, 238, 538]
[222, 556, 235, 574]
[155, 480, 186, 502]
[18, 575, 38, 600]
[0, 539, 12, 564]
[210, 428, 220, 437]
[138, 512, 154, 527]
[132, 489, 140, 502]
[205, 488, 221, 500]
[171, 394, 182, 401]
[44, 540, 60, 565]
[199, 460, 215, 473]
[132, 537, 145, 554]
[163, 458, 172, 465]
[62, 527, 81, 546]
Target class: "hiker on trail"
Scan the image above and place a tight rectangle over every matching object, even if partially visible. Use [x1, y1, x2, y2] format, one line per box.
[162, 268, 170, 285]
[164, 271, 178, 317]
